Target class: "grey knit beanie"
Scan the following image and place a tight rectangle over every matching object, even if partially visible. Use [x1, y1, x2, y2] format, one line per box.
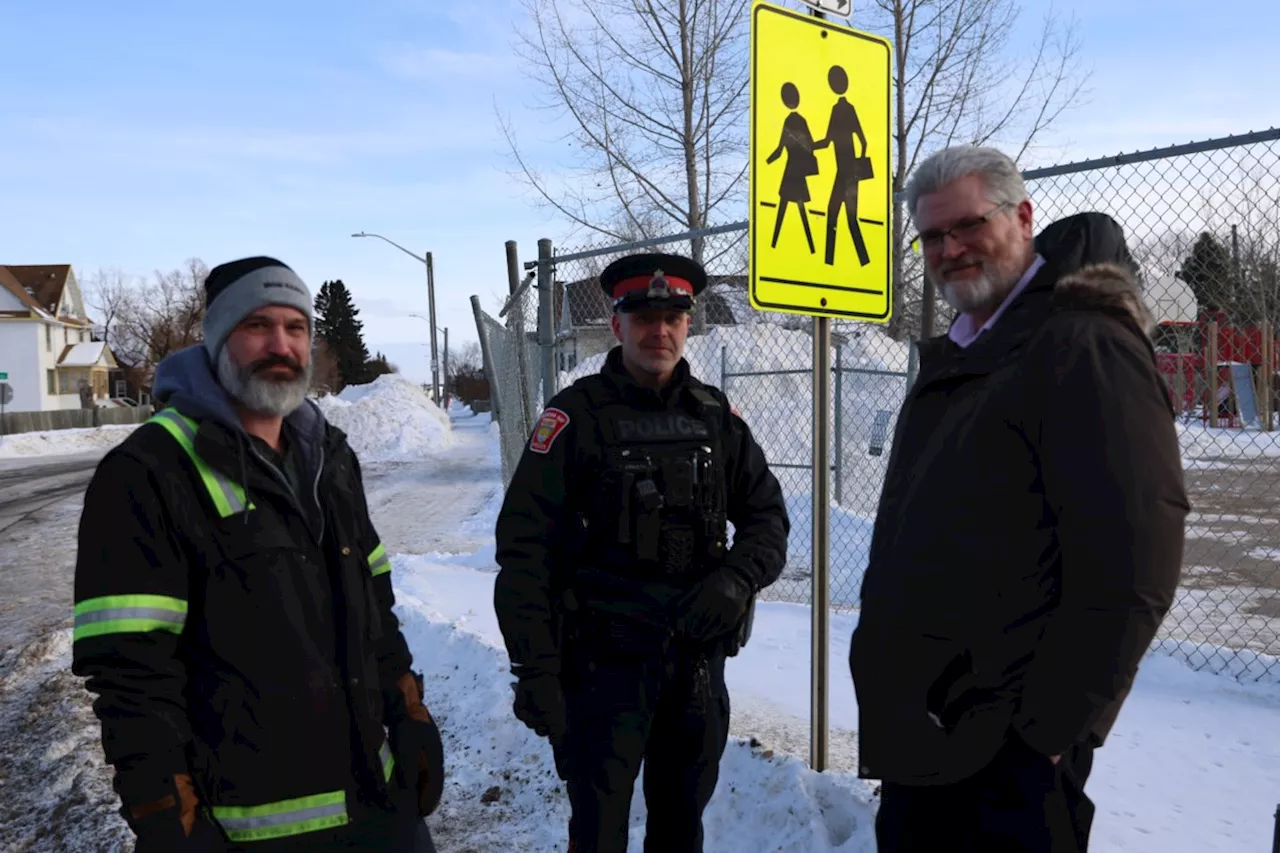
[202, 256, 313, 364]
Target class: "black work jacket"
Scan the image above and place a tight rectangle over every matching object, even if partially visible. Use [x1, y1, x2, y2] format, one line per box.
[73, 407, 414, 846]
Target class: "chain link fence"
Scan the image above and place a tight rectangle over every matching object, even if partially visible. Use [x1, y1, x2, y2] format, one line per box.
[470, 279, 542, 486]
[484, 127, 1280, 680]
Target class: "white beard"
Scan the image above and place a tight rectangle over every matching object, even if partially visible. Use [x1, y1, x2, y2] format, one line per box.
[941, 269, 1001, 315]
[217, 349, 312, 417]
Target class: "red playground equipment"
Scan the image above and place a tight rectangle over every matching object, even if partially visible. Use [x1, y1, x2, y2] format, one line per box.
[1155, 311, 1278, 429]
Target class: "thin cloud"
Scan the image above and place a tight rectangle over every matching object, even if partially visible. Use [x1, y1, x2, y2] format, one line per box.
[379, 47, 516, 82]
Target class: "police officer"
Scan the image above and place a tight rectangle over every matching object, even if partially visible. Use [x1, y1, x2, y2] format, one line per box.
[494, 252, 790, 853]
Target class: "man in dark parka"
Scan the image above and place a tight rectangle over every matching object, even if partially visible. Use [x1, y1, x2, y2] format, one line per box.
[850, 146, 1189, 852]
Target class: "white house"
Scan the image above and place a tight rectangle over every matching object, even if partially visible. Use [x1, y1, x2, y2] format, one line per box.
[0, 264, 115, 412]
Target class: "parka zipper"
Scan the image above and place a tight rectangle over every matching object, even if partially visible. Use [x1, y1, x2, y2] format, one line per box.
[245, 441, 326, 545]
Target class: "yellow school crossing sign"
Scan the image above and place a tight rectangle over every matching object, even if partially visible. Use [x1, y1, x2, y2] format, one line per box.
[748, 1, 893, 322]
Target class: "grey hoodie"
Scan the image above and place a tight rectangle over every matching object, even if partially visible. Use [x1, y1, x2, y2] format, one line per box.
[152, 344, 329, 536]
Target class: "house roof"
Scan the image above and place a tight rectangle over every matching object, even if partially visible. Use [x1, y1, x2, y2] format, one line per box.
[4, 265, 73, 315]
[58, 341, 113, 368]
[0, 266, 50, 318]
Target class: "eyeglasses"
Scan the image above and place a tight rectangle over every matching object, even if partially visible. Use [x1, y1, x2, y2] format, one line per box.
[909, 201, 1013, 254]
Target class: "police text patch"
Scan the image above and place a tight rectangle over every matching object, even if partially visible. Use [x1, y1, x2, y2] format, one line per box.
[530, 408, 570, 454]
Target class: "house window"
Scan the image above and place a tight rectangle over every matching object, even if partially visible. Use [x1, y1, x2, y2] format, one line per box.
[45, 325, 52, 351]
[64, 327, 69, 346]
[47, 370, 56, 394]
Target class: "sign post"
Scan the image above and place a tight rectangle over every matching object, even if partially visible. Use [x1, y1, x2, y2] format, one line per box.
[0, 381, 11, 437]
[795, 0, 852, 17]
[748, 0, 892, 773]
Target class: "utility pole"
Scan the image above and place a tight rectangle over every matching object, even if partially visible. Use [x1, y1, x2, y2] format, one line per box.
[426, 252, 441, 405]
[441, 327, 449, 410]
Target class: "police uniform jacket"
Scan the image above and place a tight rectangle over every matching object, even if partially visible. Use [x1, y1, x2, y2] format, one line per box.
[72, 345, 415, 848]
[850, 213, 1189, 786]
[494, 346, 790, 678]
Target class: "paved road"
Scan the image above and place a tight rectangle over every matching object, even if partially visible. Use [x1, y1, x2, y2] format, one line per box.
[0, 454, 100, 535]
[0, 453, 102, 656]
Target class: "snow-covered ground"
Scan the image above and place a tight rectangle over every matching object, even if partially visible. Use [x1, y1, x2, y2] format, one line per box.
[2, 355, 1280, 851]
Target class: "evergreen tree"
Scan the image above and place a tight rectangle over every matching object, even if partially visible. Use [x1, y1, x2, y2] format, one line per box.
[363, 351, 397, 382]
[313, 279, 370, 390]
[1178, 232, 1234, 314]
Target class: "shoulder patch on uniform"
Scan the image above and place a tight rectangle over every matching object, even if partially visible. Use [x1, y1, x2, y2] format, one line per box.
[529, 408, 570, 454]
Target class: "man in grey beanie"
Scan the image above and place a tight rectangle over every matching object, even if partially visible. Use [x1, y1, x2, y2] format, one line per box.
[73, 256, 443, 852]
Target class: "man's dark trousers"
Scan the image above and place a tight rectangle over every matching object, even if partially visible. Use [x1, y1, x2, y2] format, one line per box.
[557, 631, 731, 853]
[874, 736, 1096, 853]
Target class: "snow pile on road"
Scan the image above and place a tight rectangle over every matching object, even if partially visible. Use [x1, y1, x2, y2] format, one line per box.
[0, 629, 133, 852]
[315, 374, 452, 462]
[0, 424, 138, 459]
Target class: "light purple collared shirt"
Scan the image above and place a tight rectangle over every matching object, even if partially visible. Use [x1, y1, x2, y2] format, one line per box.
[947, 254, 1046, 349]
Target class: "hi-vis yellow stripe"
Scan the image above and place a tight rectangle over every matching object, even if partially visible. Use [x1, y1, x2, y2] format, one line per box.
[73, 594, 188, 642]
[212, 790, 348, 843]
[367, 543, 391, 578]
[148, 408, 254, 517]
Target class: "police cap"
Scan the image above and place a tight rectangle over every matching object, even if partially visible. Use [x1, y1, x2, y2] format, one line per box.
[599, 252, 707, 313]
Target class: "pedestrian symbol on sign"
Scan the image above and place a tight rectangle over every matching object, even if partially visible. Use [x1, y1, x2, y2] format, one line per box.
[764, 66, 874, 268]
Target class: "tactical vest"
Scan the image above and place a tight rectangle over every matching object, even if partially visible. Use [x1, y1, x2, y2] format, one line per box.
[575, 382, 729, 579]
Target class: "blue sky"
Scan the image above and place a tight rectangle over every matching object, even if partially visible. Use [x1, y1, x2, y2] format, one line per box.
[1, 0, 1276, 382]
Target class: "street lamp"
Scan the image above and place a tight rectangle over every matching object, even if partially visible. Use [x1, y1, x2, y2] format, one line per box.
[351, 231, 441, 405]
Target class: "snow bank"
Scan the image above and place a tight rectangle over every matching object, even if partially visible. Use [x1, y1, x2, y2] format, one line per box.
[315, 374, 452, 461]
[0, 424, 137, 459]
[0, 629, 133, 851]
[772, 493, 875, 608]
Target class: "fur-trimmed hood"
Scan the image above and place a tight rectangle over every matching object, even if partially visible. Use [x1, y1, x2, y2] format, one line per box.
[1052, 262, 1156, 337]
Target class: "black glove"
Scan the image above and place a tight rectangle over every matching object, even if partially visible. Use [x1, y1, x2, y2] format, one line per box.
[511, 674, 567, 742]
[676, 566, 754, 644]
[386, 671, 445, 817]
[390, 717, 446, 817]
[127, 774, 226, 853]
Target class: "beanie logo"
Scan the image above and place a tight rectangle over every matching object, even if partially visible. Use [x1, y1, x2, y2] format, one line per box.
[262, 280, 308, 296]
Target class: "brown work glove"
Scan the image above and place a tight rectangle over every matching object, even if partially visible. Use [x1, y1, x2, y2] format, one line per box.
[127, 773, 226, 853]
[388, 671, 445, 817]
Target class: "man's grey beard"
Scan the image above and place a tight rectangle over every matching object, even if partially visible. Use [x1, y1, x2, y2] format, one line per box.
[938, 262, 1022, 316]
[217, 349, 312, 417]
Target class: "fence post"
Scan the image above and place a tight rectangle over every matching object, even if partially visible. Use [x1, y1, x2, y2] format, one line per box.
[906, 338, 919, 392]
[721, 345, 727, 393]
[833, 343, 843, 507]
[1260, 322, 1274, 431]
[537, 238, 557, 406]
[506, 241, 535, 434]
[1208, 320, 1220, 428]
[470, 295, 501, 425]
